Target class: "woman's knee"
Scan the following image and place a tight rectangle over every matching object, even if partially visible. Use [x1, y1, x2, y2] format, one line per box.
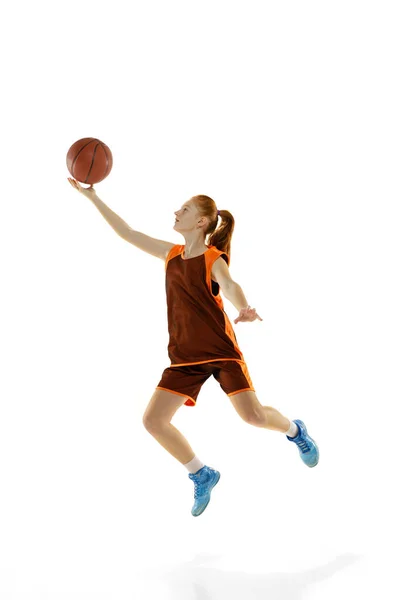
[142, 388, 186, 430]
[229, 390, 264, 424]
[142, 413, 163, 432]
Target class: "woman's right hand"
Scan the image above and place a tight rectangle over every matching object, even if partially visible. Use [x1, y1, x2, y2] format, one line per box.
[67, 177, 98, 200]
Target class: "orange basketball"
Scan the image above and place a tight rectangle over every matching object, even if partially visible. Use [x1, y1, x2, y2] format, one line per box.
[66, 137, 113, 185]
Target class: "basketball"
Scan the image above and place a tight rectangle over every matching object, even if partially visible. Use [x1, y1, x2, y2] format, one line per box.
[66, 137, 113, 185]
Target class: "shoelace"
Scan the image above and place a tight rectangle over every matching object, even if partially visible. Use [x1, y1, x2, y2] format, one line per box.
[296, 436, 310, 453]
[191, 471, 208, 499]
[193, 482, 204, 499]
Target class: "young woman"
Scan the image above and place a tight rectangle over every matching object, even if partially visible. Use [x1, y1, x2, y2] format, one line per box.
[68, 179, 319, 517]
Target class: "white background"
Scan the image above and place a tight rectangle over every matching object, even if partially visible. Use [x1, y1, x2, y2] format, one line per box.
[1, 1, 399, 598]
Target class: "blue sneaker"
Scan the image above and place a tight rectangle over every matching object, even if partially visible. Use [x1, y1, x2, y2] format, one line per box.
[286, 419, 319, 467]
[188, 465, 221, 517]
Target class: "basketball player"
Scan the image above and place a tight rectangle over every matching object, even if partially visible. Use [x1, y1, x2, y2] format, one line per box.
[68, 178, 319, 517]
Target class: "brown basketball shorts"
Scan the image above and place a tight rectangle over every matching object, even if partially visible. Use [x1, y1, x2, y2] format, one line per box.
[156, 359, 255, 407]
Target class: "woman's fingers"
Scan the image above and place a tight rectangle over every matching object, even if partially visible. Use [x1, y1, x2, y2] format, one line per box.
[68, 177, 79, 189]
[234, 307, 263, 323]
[68, 177, 93, 194]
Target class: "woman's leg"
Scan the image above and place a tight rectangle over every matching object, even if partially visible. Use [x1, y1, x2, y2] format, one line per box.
[229, 390, 291, 431]
[142, 389, 196, 464]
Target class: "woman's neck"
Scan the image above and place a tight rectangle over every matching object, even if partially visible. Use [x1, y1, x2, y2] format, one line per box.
[183, 244, 209, 258]
[184, 243, 208, 255]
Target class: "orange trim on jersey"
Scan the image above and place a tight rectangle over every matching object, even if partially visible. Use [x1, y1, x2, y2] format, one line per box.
[165, 244, 185, 271]
[205, 247, 244, 360]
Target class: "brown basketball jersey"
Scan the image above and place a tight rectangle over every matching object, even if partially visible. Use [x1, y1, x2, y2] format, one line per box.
[164, 244, 245, 367]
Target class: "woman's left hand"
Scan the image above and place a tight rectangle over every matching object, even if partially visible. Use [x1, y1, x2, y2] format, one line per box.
[234, 306, 263, 324]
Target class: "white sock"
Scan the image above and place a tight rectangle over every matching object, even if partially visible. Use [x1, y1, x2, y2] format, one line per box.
[184, 455, 205, 474]
[285, 421, 299, 438]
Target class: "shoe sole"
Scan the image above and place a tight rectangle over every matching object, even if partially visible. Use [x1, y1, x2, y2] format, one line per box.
[192, 470, 221, 517]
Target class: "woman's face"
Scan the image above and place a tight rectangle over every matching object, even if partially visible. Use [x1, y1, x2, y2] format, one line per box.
[174, 201, 195, 227]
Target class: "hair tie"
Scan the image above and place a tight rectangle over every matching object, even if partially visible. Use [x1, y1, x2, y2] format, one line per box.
[217, 210, 220, 216]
